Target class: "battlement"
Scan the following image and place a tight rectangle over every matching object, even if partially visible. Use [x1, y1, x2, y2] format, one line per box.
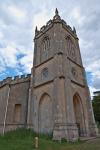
[35, 8, 77, 38]
[0, 74, 31, 88]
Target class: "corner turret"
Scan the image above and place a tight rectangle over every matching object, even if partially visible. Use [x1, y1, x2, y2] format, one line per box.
[53, 8, 61, 20]
[35, 26, 39, 36]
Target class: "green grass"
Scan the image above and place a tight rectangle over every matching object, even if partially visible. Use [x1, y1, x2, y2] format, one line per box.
[0, 128, 100, 150]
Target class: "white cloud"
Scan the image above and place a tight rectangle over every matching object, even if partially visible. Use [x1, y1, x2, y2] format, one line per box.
[0, 45, 18, 68]
[33, 9, 53, 30]
[70, 7, 85, 25]
[89, 86, 97, 99]
[19, 51, 33, 73]
[87, 60, 100, 74]
[0, 31, 4, 39]
[0, 66, 5, 73]
[5, 5, 27, 24]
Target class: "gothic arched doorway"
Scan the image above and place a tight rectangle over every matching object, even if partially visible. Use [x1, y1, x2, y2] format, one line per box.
[38, 93, 53, 134]
[73, 93, 85, 136]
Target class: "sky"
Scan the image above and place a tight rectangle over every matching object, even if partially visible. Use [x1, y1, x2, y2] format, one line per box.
[0, 0, 100, 96]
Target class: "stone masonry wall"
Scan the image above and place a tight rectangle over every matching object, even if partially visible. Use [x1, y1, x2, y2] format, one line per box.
[0, 74, 31, 133]
[0, 85, 9, 133]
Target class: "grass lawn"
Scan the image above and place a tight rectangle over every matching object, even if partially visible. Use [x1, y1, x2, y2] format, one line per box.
[0, 128, 100, 150]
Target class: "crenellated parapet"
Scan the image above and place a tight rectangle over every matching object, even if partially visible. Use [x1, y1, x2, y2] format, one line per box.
[35, 8, 77, 39]
[0, 74, 31, 88]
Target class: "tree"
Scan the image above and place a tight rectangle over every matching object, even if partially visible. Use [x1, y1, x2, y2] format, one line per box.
[92, 95, 100, 124]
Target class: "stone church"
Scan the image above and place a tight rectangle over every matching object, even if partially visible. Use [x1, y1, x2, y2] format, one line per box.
[0, 9, 98, 141]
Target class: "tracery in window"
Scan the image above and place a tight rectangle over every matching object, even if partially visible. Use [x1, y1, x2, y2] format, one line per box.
[71, 67, 78, 79]
[42, 36, 50, 52]
[42, 68, 48, 79]
[66, 36, 76, 60]
[40, 36, 50, 62]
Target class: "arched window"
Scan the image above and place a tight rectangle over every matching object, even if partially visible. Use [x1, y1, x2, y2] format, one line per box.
[66, 36, 76, 60]
[14, 104, 21, 123]
[42, 36, 50, 52]
[71, 67, 78, 79]
[40, 36, 50, 62]
[42, 68, 48, 79]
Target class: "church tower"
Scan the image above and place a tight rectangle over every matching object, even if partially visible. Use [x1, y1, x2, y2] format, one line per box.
[27, 9, 98, 141]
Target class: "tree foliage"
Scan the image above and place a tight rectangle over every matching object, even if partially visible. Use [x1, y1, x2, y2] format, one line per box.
[92, 95, 100, 124]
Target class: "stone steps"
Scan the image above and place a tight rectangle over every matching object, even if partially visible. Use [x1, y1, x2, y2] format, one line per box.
[80, 134, 100, 142]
